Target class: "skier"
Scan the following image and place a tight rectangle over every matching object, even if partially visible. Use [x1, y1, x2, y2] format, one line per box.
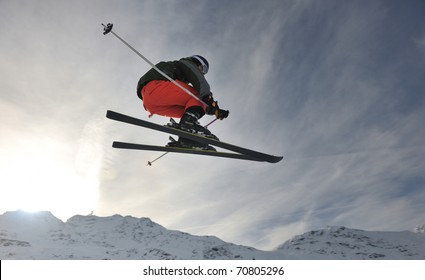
[136, 55, 229, 150]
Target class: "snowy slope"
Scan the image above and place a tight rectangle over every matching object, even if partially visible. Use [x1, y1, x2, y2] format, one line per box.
[0, 211, 274, 260]
[1, 211, 424, 260]
[277, 226, 425, 259]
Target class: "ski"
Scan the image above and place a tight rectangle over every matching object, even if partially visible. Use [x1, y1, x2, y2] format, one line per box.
[106, 110, 283, 163]
[112, 142, 264, 162]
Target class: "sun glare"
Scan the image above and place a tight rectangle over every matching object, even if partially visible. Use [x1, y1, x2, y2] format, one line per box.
[0, 140, 100, 221]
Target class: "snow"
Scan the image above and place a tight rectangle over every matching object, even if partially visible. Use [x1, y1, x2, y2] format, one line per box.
[277, 226, 425, 259]
[1, 210, 424, 260]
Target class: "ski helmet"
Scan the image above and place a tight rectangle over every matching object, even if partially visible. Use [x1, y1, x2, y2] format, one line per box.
[191, 55, 209, 74]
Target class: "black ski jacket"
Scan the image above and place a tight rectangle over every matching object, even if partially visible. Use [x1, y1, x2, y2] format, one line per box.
[136, 57, 211, 100]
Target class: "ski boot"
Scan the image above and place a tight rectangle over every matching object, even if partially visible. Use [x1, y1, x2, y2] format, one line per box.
[166, 136, 216, 151]
[167, 111, 219, 141]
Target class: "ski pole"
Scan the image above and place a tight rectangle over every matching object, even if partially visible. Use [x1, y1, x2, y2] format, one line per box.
[147, 151, 169, 166]
[101, 23, 207, 107]
[146, 118, 218, 166]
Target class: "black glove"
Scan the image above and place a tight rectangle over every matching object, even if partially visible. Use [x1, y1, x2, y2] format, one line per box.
[216, 108, 229, 120]
[202, 95, 229, 120]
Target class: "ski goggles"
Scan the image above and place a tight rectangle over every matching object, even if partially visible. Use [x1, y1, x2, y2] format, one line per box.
[192, 55, 209, 75]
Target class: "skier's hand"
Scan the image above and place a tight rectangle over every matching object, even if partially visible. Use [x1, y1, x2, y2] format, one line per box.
[216, 108, 229, 120]
[203, 95, 229, 120]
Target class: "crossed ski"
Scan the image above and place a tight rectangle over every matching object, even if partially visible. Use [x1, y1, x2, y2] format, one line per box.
[106, 110, 283, 163]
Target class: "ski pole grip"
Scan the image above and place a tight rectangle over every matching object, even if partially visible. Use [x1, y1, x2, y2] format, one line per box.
[102, 23, 113, 35]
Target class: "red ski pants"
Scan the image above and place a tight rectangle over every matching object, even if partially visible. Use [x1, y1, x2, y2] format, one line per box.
[141, 80, 206, 118]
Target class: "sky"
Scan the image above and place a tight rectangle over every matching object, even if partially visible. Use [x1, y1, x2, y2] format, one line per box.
[1, 0, 425, 250]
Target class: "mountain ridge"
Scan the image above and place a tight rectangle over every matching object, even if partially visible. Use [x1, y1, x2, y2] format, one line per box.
[1, 210, 424, 260]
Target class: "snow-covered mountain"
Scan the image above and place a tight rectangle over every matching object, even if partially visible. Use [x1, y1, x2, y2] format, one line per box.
[277, 226, 425, 259]
[1, 210, 424, 260]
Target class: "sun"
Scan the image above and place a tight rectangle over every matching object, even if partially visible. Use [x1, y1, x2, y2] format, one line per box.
[0, 140, 99, 221]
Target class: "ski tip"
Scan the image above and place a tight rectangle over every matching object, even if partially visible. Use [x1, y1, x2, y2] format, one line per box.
[270, 156, 284, 164]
